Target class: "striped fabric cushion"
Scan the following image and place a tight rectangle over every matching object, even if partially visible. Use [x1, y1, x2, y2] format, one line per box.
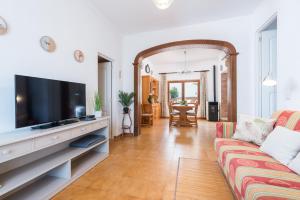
[216, 110, 300, 140]
[215, 138, 300, 200]
[216, 122, 236, 138]
[274, 110, 300, 131]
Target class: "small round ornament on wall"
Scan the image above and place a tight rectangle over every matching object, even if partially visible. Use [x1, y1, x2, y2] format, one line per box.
[145, 64, 150, 73]
[74, 50, 85, 63]
[40, 36, 56, 52]
[0, 16, 8, 35]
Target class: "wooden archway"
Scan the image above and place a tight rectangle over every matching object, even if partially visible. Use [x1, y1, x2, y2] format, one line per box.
[133, 40, 238, 136]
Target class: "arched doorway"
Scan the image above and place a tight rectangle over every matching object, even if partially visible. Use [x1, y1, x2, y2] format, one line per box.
[133, 40, 238, 136]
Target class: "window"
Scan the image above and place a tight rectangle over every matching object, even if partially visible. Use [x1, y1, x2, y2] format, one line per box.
[169, 82, 182, 103]
[168, 80, 200, 104]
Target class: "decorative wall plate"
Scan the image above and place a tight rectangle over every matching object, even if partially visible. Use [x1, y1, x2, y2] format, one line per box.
[0, 16, 8, 35]
[40, 36, 56, 52]
[74, 50, 84, 63]
[145, 64, 150, 73]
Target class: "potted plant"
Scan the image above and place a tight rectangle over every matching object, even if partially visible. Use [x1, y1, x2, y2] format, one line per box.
[118, 91, 134, 114]
[94, 92, 103, 118]
[180, 100, 188, 106]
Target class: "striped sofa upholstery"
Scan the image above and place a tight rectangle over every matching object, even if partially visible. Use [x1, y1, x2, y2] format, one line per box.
[215, 110, 300, 200]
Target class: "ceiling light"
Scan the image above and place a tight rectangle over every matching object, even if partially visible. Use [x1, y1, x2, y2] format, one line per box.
[178, 50, 192, 74]
[262, 74, 277, 87]
[152, 0, 174, 10]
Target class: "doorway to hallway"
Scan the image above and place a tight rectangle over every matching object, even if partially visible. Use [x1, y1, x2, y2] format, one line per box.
[98, 53, 113, 138]
[257, 16, 277, 118]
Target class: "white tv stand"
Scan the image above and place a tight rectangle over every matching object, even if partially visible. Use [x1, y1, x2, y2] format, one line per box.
[0, 117, 110, 200]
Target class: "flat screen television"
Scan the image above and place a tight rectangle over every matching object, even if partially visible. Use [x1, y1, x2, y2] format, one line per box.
[15, 75, 86, 128]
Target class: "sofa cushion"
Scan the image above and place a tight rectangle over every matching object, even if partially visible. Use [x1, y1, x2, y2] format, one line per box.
[260, 126, 300, 165]
[232, 114, 275, 145]
[215, 138, 300, 200]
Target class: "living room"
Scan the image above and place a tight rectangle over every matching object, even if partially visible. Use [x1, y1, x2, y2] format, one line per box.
[1, 0, 300, 199]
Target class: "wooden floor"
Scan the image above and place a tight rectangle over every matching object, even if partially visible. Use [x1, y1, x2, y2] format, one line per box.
[176, 158, 233, 200]
[53, 119, 233, 200]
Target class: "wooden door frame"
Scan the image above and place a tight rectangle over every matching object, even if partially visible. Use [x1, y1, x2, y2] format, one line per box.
[133, 40, 239, 136]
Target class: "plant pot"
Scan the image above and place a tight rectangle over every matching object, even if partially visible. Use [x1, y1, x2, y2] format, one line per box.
[94, 111, 102, 118]
[123, 107, 130, 114]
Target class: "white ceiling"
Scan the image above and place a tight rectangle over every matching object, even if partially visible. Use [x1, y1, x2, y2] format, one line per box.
[146, 48, 225, 73]
[92, 0, 262, 34]
[148, 48, 224, 65]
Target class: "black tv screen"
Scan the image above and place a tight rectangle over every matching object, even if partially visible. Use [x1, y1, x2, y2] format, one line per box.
[15, 75, 86, 128]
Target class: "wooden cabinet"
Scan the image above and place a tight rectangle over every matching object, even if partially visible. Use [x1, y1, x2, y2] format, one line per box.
[142, 75, 161, 120]
[142, 75, 159, 104]
[152, 79, 159, 97]
[152, 103, 161, 119]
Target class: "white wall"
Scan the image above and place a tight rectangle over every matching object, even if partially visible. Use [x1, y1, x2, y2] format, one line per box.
[140, 59, 160, 79]
[153, 59, 222, 102]
[252, 0, 300, 111]
[122, 16, 255, 116]
[0, 0, 122, 135]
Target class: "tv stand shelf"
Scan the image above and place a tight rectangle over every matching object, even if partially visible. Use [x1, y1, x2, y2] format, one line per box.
[0, 117, 109, 200]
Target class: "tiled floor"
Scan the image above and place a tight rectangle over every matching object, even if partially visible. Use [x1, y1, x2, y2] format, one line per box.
[53, 119, 232, 200]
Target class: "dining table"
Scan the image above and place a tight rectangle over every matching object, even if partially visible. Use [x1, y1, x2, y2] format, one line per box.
[172, 104, 195, 126]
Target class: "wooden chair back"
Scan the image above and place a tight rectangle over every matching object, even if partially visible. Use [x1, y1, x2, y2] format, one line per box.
[193, 100, 198, 105]
[168, 101, 174, 114]
[194, 102, 199, 115]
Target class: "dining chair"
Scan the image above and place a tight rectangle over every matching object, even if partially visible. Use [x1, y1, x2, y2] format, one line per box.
[141, 104, 153, 126]
[168, 102, 179, 127]
[187, 101, 199, 127]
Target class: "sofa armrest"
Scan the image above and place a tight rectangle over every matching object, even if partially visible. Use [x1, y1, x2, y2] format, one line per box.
[216, 122, 236, 138]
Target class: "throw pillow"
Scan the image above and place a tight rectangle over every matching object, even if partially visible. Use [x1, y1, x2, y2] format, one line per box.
[260, 126, 300, 165]
[288, 153, 300, 175]
[232, 114, 275, 145]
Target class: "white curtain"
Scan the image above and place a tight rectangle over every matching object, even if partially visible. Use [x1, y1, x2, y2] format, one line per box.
[199, 72, 208, 118]
[160, 74, 169, 117]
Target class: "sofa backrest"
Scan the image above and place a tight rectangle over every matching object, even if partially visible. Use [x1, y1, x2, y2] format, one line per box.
[272, 110, 300, 131]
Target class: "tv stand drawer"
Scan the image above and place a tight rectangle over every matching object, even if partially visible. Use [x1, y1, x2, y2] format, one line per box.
[71, 121, 108, 139]
[34, 131, 72, 150]
[71, 125, 91, 138]
[92, 120, 109, 131]
[0, 140, 33, 163]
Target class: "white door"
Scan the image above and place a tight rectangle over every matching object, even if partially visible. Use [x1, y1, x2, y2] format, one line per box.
[260, 30, 277, 118]
[98, 62, 112, 137]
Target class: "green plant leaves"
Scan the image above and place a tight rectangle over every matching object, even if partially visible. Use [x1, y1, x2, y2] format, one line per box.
[94, 92, 103, 111]
[118, 91, 135, 107]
